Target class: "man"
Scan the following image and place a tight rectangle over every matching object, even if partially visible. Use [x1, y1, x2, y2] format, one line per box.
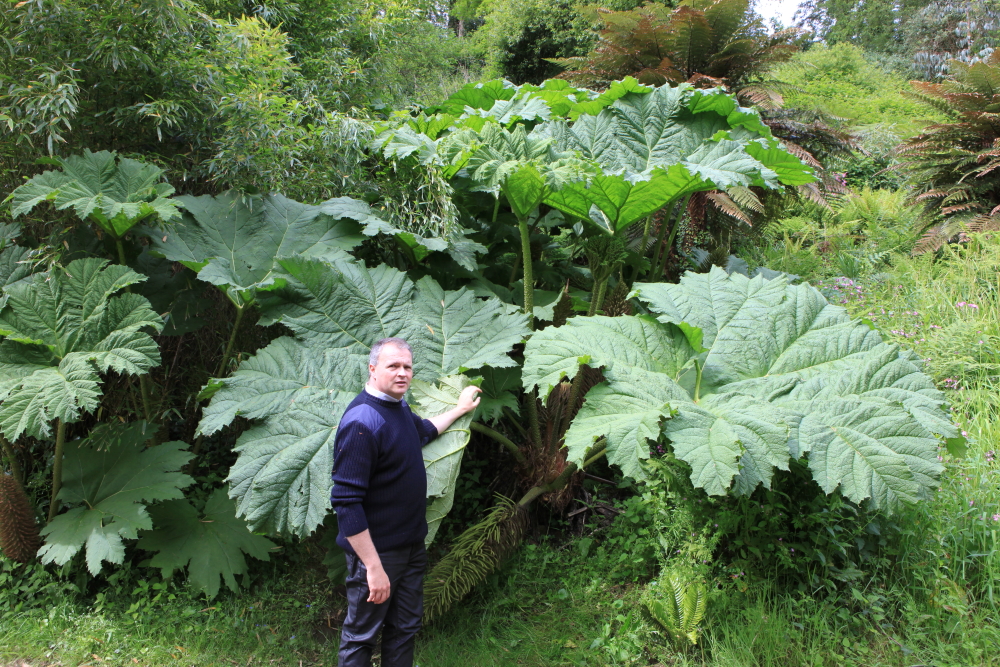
[331, 337, 481, 667]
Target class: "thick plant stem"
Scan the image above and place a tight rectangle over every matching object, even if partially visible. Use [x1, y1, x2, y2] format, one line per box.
[526, 389, 542, 449]
[48, 419, 67, 522]
[115, 238, 127, 266]
[656, 194, 692, 278]
[139, 375, 154, 422]
[649, 202, 677, 277]
[586, 270, 606, 317]
[471, 422, 527, 465]
[518, 462, 577, 507]
[583, 439, 608, 469]
[594, 278, 610, 313]
[694, 360, 704, 403]
[518, 217, 534, 329]
[1, 435, 23, 487]
[502, 407, 529, 438]
[516, 439, 607, 508]
[215, 306, 245, 378]
[561, 367, 586, 438]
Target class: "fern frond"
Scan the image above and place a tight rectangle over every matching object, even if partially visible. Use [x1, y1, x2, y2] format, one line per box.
[706, 191, 752, 224]
[645, 570, 709, 645]
[726, 185, 764, 211]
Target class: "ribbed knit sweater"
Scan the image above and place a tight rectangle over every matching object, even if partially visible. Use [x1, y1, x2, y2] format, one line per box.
[330, 390, 439, 554]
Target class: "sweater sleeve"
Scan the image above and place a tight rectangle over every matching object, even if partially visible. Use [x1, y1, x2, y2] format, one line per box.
[412, 412, 439, 446]
[330, 422, 378, 537]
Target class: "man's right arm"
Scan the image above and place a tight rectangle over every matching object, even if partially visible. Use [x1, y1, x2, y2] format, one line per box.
[331, 422, 391, 604]
[345, 530, 391, 604]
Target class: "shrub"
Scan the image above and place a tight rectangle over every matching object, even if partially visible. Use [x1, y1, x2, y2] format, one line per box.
[773, 43, 941, 138]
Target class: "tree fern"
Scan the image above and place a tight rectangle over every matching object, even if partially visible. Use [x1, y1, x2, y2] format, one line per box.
[900, 51, 1000, 252]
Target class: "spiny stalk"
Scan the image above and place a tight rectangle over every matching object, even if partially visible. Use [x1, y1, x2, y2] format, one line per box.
[0, 474, 40, 562]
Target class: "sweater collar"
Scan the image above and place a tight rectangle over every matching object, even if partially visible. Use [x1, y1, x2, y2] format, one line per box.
[365, 384, 402, 403]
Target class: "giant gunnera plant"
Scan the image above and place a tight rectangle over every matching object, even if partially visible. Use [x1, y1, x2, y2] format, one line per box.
[524, 268, 960, 511]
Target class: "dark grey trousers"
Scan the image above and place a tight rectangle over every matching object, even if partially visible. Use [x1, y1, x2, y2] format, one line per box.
[338, 542, 427, 667]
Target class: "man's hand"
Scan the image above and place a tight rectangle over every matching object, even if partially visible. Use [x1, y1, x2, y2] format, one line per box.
[345, 529, 391, 604]
[366, 564, 391, 604]
[456, 385, 482, 415]
[429, 385, 482, 435]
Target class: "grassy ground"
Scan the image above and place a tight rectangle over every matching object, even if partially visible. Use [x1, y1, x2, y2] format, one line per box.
[3, 238, 1000, 666]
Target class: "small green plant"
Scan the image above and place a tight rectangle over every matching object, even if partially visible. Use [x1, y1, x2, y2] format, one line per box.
[644, 569, 707, 645]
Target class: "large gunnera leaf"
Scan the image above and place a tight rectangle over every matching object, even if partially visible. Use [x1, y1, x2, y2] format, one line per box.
[0, 244, 39, 296]
[538, 84, 814, 232]
[7, 149, 181, 238]
[138, 488, 276, 599]
[0, 258, 163, 440]
[38, 422, 192, 574]
[410, 375, 475, 545]
[198, 259, 529, 537]
[547, 84, 811, 186]
[257, 256, 529, 383]
[523, 268, 955, 512]
[148, 192, 372, 308]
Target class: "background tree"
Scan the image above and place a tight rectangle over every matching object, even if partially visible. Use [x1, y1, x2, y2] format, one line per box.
[549, 0, 800, 105]
[796, 0, 1000, 80]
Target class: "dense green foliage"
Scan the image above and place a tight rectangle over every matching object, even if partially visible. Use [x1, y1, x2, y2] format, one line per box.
[0, 259, 162, 440]
[1, 2, 999, 665]
[773, 43, 939, 138]
[796, 0, 1000, 80]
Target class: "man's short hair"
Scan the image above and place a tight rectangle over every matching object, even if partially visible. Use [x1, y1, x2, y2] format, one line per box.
[369, 337, 412, 367]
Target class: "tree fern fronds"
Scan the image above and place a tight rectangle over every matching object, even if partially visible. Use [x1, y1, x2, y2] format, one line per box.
[725, 185, 764, 212]
[423, 497, 528, 622]
[0, 474, 40, 563]
[963, 215, 1000, 235]
[706, 191, 751, 224]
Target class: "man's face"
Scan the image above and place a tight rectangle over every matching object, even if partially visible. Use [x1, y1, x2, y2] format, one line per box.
[368, 344, 413, 399]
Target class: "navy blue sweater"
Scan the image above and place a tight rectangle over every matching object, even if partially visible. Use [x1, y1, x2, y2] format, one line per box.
[330, 391, 439, 554]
